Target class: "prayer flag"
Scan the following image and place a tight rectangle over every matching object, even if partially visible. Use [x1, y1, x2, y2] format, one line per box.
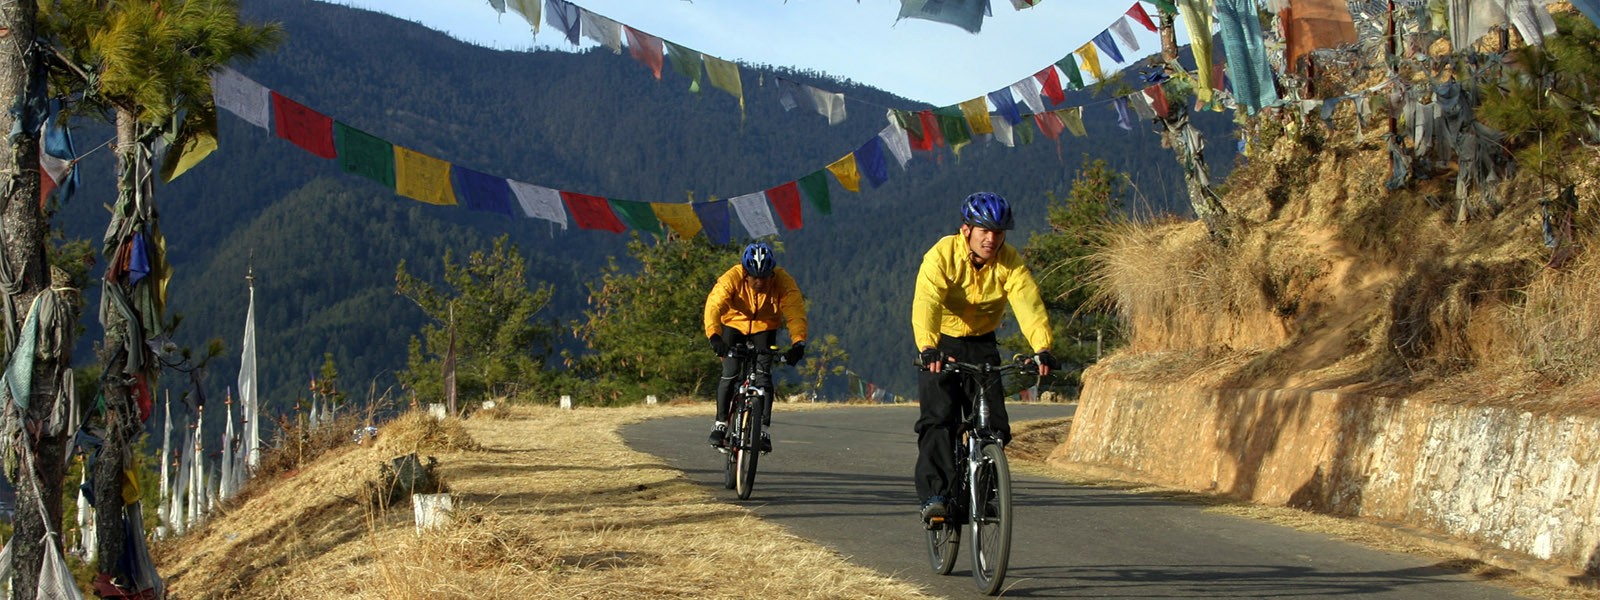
[653, 203, 701, 239]
[1110, 17, 1140, 53]
[270, 92, 335, 159]
[1091, 30, 1124, 64]
[609, 199, 663, 234]
[665, 41, 704, 93]
[394, 146, 456, 205]
[1033, 110, 1064, 140]
[625, 26, 664, 79]
[451, 165, 516, 217]
[211, 66, 269, 130]
[855, 137, 888, 188]
[579, 10, 623, 53]
[508, 180, 567, 229]
[334, 121, 395, 188]
[1055, 56, 1085, 90]
[39, 101, 77, 203]
[730, 192, 779, 239]
[545, 0, 581, 45]
[988, 88, 1022, 126]
[161, 109, 218, 183]
[705, 55, 744, 113]
[1075, 42, 1104, 82]
[507, 0, 541, 34]
[826, 154, 862, 193]
[1010, 78, 1044, 116]
[798, 170, 831, 215]
[693, 200, 731, 244]
[1035, 66, 1065, 105]
[1059, 107, 1086, 137]
[1113, 97, 1133, 131]
[959, 97, 994, 135]
[561, 191, 626, 232]
[1128, 3, 1158, 31]
[878, 120, 913, 169]
[896, 0, 988, 33]
[766, 182, 803, 230]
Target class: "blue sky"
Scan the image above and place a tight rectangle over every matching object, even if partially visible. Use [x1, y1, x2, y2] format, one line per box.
[315, 0, 1186, 106]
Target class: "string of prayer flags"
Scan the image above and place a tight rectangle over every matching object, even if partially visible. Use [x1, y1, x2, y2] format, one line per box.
[271, 92, 335, 159]
[562, 191, 626, 232]
[395, 146, 457, 206]
[508, 181, 567, 229]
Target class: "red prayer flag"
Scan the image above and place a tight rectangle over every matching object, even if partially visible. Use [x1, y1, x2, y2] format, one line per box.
[270, 91, 336, 159]
[1127, 3, 1158, 32]
[1034, 66, 1065, 105]
[1033, 111, 1065, 140]
[918, 110, 945, 148]
[1145, 84, 1170, 118]
[766, 181, 803, 230]
[625, 26, 664, 80]
[560, 191, 626, 232]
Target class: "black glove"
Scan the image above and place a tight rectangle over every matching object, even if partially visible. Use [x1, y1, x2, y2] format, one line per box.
[783, 342, 806, 365]
[1033, 350, 1059, 371]
[919, 348, 945, 370]
[709, 334, 729, 357]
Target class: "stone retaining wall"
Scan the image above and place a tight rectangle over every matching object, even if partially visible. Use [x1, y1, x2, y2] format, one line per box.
[1047, 367, 1600, 577]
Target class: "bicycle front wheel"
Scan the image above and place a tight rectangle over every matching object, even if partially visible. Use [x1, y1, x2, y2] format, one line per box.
[722, 403, 740, 490]
[970, 442, 1012, 595]
[735, 397, 762, 500]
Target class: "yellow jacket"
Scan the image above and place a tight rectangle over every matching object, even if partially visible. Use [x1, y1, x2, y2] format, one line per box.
[703, 265, 808, 342]
[912, 234, 1052, 352]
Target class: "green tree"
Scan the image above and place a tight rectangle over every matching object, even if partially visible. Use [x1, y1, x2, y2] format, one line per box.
[793, 333, 848, 400]
[1019, 157, 1129, 393]
[395, 235, 557, 405]
[573, 235, 738, 402]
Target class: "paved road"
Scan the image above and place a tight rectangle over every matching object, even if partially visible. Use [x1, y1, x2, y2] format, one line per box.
[623, 405, 1522, 599]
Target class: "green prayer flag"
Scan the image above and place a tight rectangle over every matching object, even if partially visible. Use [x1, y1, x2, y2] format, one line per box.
[704, 55, 744, 112]
[798, 170, 831, 215]
[937, 113, 971, 153]
[1055, 57, 1085, 91]
[609, 199, 663, 235]
[895, 109, 923, 139]
[334, 121, 395, 188]
[1016, 117, 1036, 146]
[1150, 0, 1177, 14]
[664, 41, 704, 94]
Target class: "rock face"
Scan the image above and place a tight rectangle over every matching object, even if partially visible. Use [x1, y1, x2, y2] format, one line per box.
[1050, 366, 1600, 576]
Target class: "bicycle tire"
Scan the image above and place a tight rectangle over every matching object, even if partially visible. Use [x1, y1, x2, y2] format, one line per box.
[926, 520, 960, 574]
[722, 401, 740, 489]
[735, 395, 762, 500]
[970, 443, 1012, 595]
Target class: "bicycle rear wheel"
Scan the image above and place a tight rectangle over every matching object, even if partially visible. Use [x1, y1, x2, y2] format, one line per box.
[734, 396, 762, 500]
[970, 443, 1012, 595]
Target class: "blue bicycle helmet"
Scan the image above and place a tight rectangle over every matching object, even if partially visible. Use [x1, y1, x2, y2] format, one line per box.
[741, 242, 776, 278]
[962, 192, 1014, 231]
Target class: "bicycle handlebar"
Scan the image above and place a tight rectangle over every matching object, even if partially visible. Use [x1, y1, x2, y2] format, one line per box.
[724, 344, 797, 366]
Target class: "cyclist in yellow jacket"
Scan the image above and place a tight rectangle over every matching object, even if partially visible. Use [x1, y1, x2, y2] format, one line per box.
[912, 192, 1056, 524]
[705, 242, 808, 453]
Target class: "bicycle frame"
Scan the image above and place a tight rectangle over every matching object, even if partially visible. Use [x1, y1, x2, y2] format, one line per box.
[723, 343, 787, 500]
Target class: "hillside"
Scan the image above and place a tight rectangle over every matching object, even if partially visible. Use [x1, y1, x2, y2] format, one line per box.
[51, 0, 1234, 425]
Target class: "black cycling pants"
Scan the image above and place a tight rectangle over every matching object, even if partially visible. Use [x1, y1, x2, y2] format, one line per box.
[715, 327, 777, 426]
[914, 332, 1009, 503]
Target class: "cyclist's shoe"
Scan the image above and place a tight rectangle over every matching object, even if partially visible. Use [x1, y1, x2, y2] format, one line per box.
[707, 422, 727, 448]
[760, 431, 773, 454]
[920, 495, 949, 525]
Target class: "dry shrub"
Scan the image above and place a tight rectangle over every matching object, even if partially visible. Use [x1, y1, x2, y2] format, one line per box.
[369, 411, 481, 455]
[1509, 250, 1600, 381]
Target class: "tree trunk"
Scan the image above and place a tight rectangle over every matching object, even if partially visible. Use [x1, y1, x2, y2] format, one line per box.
[93, 106, 143, 584]
[0, 2, 76, 599]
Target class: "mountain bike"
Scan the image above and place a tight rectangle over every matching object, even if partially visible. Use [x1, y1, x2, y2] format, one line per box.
[718, 343, 788, 500]
[922, 355, 1038, 596]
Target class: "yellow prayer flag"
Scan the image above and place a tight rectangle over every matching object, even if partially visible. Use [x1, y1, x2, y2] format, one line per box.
[652, 202, 702, 239]
[394, 146, 457, 206]
[1178, 0, 1215, 104]
[826, 154, 861, 193]
[1059, 107, 1086, 137]
[704, 55, 744, 115]
[163, 129, 217, 182]
[959, 97, 993, 135]
[1075, 43, 1104, 82]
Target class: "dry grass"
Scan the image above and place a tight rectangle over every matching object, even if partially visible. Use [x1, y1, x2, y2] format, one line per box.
[1089, 94, 1600, 405]
[154, 403, 937, 600]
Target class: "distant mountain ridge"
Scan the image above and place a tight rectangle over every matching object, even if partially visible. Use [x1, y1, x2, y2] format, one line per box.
[54, 0, 1234, 416]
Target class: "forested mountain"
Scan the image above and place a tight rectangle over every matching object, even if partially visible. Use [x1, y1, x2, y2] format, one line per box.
[54, 0, 1235, 417]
